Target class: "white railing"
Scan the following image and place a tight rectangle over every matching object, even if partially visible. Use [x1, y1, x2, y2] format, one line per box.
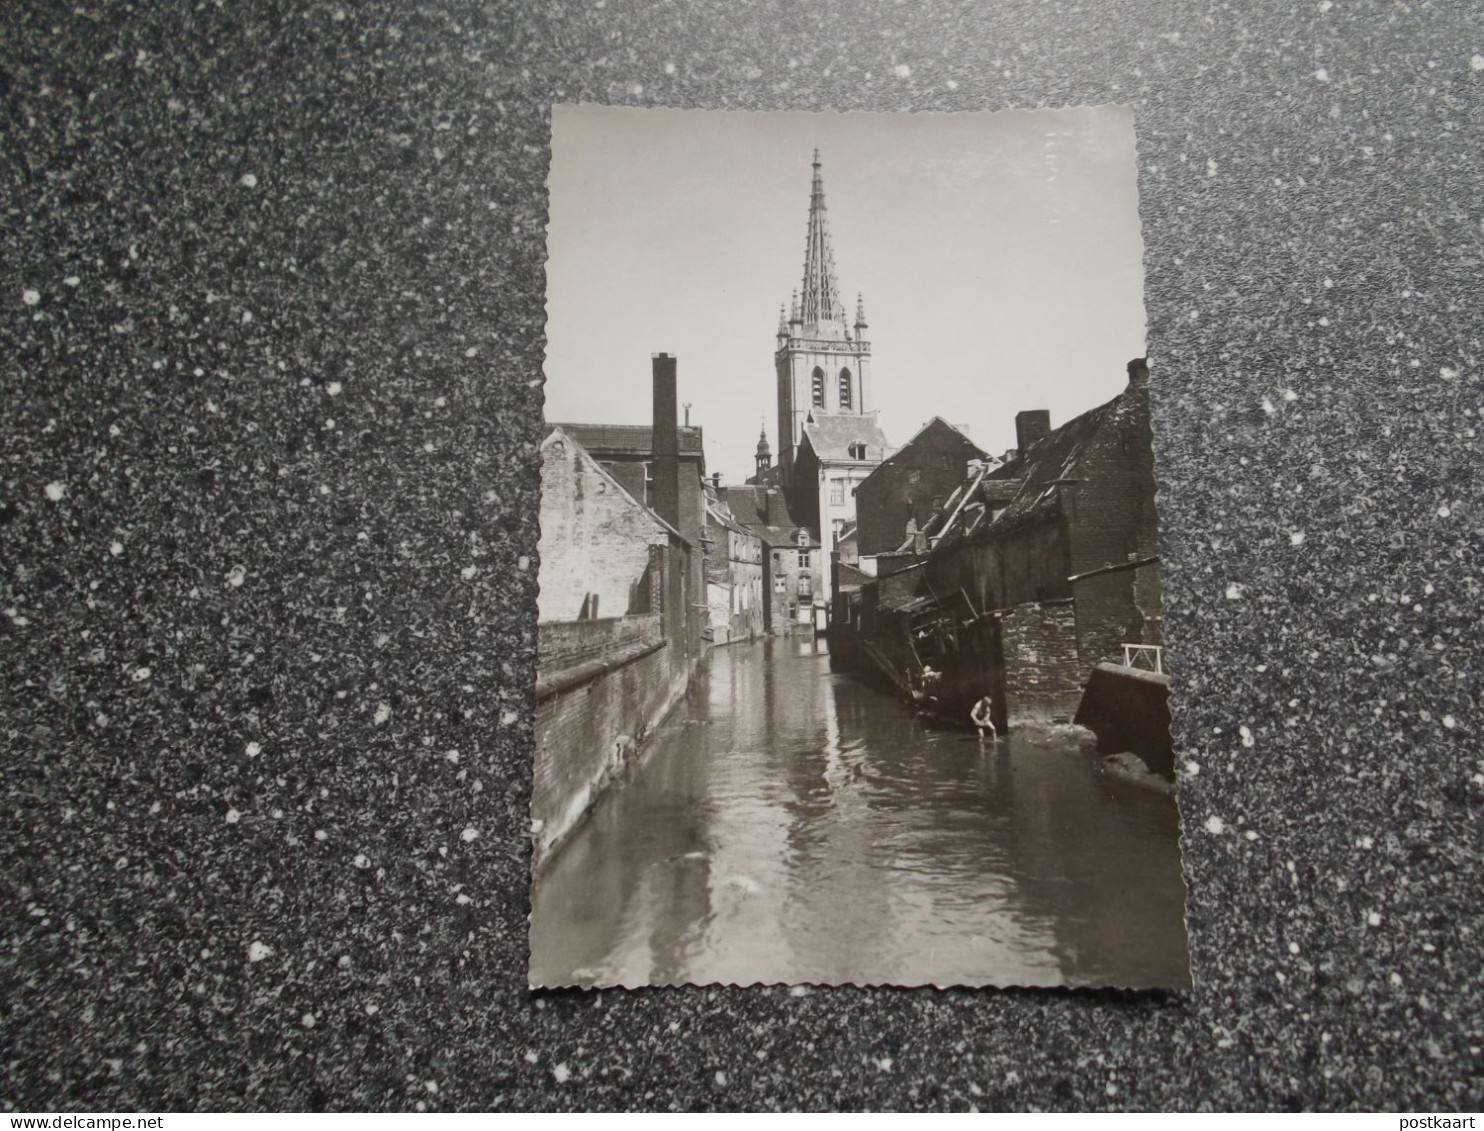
[1122, 644, 1165, 674]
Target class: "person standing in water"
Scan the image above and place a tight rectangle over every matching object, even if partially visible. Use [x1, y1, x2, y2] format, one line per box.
[971, 694, 997, 740]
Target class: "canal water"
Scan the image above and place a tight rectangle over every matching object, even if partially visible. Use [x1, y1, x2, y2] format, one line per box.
[529, 636, 1190, 989]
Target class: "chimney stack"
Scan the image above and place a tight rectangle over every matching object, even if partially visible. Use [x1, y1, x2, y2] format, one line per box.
[651, 353, 680, 531]
[1015, 410, 1051, 458]
[1126, 357, 1149, 390]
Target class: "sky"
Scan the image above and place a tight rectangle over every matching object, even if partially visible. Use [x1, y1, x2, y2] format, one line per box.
[543, 104, 1147, 483]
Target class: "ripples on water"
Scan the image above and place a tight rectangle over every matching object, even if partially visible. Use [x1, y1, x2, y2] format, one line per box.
[529, 636, 1190, 989]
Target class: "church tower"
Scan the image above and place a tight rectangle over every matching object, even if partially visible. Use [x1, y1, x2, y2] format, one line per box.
[774, 151, 873, 487]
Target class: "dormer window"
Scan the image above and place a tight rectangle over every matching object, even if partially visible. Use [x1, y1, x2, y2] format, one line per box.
[848, 442, 867, 460]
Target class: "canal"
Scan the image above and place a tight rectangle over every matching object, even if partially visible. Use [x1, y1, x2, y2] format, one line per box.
[528, 636, 1190, 989]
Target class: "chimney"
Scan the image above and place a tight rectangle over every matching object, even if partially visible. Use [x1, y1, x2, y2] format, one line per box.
[651, 353, 680, 531]
[1126, 356, 1149, 390]
[711, 472, 722, 489]
[1015, 410, 1051, 458]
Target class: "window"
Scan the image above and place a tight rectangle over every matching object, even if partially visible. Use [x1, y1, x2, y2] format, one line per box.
[829, 479, 845, 506]
[811, 367, 825, 407]
[642, 461, 654, 506]
[838, 368, 852, 409]
[848, 442, 867, 460]
[797, 551, 810, 568]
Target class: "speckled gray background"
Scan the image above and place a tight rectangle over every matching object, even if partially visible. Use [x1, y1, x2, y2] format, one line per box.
[3, 0, 1481, 1112]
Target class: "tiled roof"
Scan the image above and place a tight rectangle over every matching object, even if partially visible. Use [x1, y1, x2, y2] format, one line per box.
[987, 396, 1123, 528]
[799, 412, 890, 462]
[719, 486, 819, 548]
[911, 384, 1143, 552]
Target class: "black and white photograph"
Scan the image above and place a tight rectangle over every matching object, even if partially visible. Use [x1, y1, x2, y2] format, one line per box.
[530, 105, 1189, 990]
[6, 0, 1481, 1110]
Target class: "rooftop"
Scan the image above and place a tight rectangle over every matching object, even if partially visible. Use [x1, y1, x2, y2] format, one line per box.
[800, 412, 890, 463]
[545, 422, 705, 458]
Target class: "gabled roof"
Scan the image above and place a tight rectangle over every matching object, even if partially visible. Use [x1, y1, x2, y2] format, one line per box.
[704, 496, 752, 539]
[877, 416, 988, 470]
[910, 382, 1144, 553]
[719, 485, 819, 548]
[545, 422, 705, 459]
[987, 395, 1124, 528]
[799, 411, 890, 463]
[542, 426, 687, 545]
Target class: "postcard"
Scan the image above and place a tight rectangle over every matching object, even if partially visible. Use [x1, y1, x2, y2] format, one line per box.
[529, 104, 1189, 990]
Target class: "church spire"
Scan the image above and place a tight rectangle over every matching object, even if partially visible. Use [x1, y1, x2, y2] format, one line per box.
[799, 149, 846, 330]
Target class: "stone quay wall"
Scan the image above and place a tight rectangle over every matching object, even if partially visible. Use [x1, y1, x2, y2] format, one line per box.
[532, 613, 685, 866]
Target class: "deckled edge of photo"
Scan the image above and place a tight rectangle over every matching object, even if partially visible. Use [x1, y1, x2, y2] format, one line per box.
[527, 100, 1193, 995]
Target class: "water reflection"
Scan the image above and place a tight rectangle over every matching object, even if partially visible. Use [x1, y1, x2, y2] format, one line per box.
[529, 637, 1190, 989]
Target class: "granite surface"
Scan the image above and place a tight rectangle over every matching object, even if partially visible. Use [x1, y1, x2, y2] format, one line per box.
[2, 0, 1481, 1112]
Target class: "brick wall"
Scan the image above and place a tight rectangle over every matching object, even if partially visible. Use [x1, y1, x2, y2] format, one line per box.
[923, 518, 1069, 620]
[537, 434, 671, 623]
[1062, 387, 1161, 579]
[1072, 561, 1164, 670]
[999, 599, 1082, 724]
[537, 614, 662, 673]
[855, 420, 986, 556]
[532, 633, 686, 865]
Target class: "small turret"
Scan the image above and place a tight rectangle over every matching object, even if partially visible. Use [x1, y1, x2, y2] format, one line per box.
[754, 425, 772, 478]
[776, 304, 789, 343]
[855, 293, 868, 334]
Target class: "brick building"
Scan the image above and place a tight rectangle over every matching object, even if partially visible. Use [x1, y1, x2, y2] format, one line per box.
[833, 359, 1163, 731]
[720, 484, 823, 634]
[532, 355, 711, 863]
[549, 354, 709, 662]
[704, 486, 766, 646]
[853, 416, 989, 565]
[550, 422, 706, 527]
[536, 426, 684, 624]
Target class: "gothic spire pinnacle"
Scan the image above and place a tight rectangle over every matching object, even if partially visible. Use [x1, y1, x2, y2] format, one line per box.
[799, 150, 845, 329]
[777, 303, 788, 338]
[855, 292, 868, 329]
